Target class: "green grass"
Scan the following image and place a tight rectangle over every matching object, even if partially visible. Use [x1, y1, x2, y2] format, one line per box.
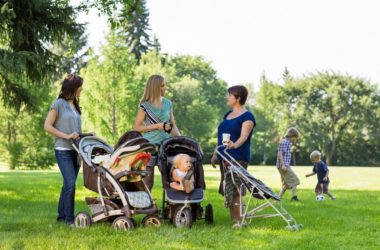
[1, 166, 380, 250]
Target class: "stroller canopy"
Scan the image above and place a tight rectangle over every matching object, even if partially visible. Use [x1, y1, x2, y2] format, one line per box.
[79, 136, 114, 166]
[232, 164, 281, 201]
[159, 136, 203, 161]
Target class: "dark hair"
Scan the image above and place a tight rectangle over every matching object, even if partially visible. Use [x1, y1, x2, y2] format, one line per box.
[228, 85, 248, 105]
[58, 74, 83, 114]
[114, 130, 143, 150]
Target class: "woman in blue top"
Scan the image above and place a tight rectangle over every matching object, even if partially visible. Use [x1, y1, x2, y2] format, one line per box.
[211, 85, 256, 225]
[134, 75, 181, 190]
[44, 74, 83, 225]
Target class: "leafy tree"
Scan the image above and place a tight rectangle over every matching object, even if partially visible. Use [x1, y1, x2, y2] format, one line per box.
[0, 0, 84, 110]
[251, 76, 284, 165]
[117, 0, 152, 60]
[282, 72, 380, 165]
[164, 55, 227, 159]
[80, 31, 137, 143]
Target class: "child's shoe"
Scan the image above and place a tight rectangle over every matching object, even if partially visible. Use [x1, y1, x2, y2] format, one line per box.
[290, 196, 299, 202]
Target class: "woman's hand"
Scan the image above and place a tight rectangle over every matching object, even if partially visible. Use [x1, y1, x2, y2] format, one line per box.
[155, 123, 171, 131]
[211, 154, 219, 168]
[226, 140, 236, 149]
[66, 133, 79, 140]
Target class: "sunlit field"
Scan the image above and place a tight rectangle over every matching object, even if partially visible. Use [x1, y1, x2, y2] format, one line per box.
[1, 165, 379, 250]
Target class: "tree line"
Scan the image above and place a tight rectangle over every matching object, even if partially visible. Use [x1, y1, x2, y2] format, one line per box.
[1, 0, 379, 169]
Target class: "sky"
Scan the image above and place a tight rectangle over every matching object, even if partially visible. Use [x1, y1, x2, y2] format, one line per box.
[78, 0, 380, 88]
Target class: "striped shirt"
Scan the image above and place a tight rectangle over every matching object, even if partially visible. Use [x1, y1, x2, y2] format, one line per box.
[276, 138, 292, 168]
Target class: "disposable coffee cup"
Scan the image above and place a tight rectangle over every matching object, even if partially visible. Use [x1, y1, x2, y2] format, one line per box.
[222, 133, 231, 146]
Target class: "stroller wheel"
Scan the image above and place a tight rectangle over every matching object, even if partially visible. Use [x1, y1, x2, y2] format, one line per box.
[142, 215, 161, 227]
[173, 207, 192, 228]
[285, 225, 299, 231]
[74, 211, 92, 228]
[205, 204, 214, 225]
[112, 216, 135, 231]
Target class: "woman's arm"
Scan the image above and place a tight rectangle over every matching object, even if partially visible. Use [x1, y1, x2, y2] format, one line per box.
[133, 109, 165, 133]
[169, 109, 181, 136]
[227, 120, 254, 149]
[44, 109, 78, 139]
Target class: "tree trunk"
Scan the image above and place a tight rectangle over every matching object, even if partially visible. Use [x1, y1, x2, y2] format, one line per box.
[326, 140, 336, 166]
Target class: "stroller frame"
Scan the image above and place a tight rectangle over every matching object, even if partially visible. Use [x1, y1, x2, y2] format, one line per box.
[216, 145, 301, 230]
[71, 135, 160, 230]
[159, 136, 213, 227]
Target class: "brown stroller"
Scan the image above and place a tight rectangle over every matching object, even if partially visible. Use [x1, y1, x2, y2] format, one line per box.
[71, 134, 160, 230]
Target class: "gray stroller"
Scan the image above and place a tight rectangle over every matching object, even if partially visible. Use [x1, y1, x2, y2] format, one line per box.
[216, 145, 302, 230]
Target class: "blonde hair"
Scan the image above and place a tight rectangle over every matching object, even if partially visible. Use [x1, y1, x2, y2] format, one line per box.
[173, 154, 191, 169]
[285, 127, 300, 138]
[310, 150, 322, 161]
[140, 75, 165, 103]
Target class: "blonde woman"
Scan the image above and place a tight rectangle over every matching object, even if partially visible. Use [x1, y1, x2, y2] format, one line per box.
[134, 75, 180, 190]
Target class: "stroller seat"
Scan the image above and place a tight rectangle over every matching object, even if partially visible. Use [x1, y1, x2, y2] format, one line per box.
[166, 187, 204, 203]
[126, 191, 152, 208]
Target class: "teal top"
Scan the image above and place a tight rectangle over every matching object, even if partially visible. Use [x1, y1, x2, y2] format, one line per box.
[139, 97, 172, 145]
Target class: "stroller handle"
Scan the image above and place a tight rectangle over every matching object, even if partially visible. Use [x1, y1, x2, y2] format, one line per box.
[214, 145, 245, 170]
[71, 133, 95, 153]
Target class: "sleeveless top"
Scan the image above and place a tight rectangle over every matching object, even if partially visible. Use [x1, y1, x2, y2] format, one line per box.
[139, 97, 172, 145]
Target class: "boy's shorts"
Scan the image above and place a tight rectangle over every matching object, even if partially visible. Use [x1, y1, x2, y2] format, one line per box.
[315, 181, 329, 194]
[277, 167, 300, 189]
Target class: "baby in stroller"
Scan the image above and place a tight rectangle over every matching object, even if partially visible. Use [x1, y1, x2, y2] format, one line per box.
[170, 153, 195, 194]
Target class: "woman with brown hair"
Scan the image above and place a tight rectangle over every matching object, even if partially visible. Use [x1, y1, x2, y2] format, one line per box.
[133, 75, 180, 190]
[211, 85, 256, 227]
[44, 74, 84, 225]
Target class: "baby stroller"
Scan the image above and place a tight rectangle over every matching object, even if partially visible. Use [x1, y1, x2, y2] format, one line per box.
[215, 145, 302, 230]
[71, 134, 161, 230]
[159, 136, 214, 227]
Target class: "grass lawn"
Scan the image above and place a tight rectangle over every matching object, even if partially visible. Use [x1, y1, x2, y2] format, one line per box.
[1, 165, 379, 250]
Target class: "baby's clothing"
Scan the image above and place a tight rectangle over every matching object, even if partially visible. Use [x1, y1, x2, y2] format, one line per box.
[175, 169, 187, 179]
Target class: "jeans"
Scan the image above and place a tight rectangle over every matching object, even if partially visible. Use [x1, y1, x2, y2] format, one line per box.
[54, 150, 80, 224]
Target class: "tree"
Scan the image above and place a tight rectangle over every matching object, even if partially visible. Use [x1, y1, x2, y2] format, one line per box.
[0, 0, 84, 110]
[282, 72, 380, 165]
[251, 75, 284, 165]
[117, 0, 152, 60]
[166, 55, 228, 159]
[80, 31, 137, 143]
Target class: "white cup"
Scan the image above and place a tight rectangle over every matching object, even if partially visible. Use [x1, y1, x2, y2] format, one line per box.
[222, 133, 231, 146]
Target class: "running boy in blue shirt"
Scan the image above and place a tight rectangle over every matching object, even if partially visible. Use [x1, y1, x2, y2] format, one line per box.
[306, 150, 336, 200]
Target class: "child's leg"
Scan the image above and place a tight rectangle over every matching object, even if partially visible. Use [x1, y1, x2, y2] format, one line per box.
[325, 192, 336, 200]
[323, 183, 335, 200]
[170, 182, 183, 191]
[291, 186, 297, 197]
[279, 184, 287, 197]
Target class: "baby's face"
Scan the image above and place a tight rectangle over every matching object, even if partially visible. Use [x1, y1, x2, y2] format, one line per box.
[178, 157, 192, 171]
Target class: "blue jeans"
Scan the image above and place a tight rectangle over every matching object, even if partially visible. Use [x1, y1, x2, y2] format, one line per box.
[54, 150, 80, 224]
